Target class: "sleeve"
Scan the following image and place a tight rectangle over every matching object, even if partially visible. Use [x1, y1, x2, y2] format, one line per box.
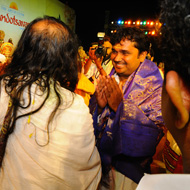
[54, 97, 102, 190]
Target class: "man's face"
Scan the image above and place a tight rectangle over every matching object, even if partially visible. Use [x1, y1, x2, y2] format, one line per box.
[111, 39, 145, 79]
[103, 41, 112, 55]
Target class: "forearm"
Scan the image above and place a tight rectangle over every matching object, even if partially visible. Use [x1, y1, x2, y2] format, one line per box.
[95, 58, 107, 77]
[97, 65, 107, 76]
[84, 58, 93, 74]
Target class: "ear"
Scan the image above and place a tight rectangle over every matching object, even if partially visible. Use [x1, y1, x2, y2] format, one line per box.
[165, 71, 190, 129]
[139, 51, 147, 62]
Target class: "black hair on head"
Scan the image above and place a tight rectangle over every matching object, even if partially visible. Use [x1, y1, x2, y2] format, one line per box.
[159, 0, 190, 85]
[4, 16, 79, 92]
[111, 27, 150, 54]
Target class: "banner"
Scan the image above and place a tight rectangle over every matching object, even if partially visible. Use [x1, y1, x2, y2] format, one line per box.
[0, 0, 75, 46]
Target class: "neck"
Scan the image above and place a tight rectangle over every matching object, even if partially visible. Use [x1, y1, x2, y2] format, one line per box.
[119, 75, 129, 83]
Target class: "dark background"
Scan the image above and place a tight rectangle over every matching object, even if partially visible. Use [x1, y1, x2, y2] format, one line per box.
[59, 1, 161, 51]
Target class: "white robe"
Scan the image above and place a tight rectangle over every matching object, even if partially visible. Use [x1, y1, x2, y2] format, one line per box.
[0, 82, 101, 190]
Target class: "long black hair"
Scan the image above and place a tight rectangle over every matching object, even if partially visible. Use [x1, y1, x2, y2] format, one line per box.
[159, 0, 190, 86]
[0, 16, 79, 145]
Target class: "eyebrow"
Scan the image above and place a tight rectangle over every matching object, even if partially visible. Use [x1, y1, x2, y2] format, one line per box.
[121, 50, 130, 54]
[112, 48, 130, 54]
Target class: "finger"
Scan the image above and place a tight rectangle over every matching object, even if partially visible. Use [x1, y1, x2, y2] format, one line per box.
[97, 75, 104, 87]
[96, 83, 105, 98]
[106, 76, 114, 93]
[111, 76, 119, 88]
[101, 75, 107, 86]
[104, 78, 113, 98]
[111, 76, 122, 92]
[97, 76, 106, 92]
[104, 86, 111, 99]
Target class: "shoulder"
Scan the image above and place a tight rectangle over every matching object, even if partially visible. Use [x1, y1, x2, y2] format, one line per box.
[58, 88, 93, 133]
[134, 59, 163, 87]
[139, 59, 162, 78]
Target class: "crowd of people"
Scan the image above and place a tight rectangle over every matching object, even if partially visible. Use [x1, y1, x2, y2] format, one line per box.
[0, 0, 189, 189]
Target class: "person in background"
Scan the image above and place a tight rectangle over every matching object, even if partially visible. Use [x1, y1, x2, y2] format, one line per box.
[84, 42, 99, 81]
[78, 46, 89, 73]
[146, 43, 154, 62]
[0, 30, 5, 48]
[87, 37, 113, 115]
[0, 16, 101, 190]
[84, 36, 113, 85]
[0, 38, 14, 64]
[0, 53, 6, 65]
[93, 36, 113, 87]
[163, 130, 183, 173]
[0, 53, 7, 75]
[137, 0, 190, 189]
[158, 62, 164, 79]
[93, 27, 164, 190]
[75, 50, 95, 106]
[75, 70, 95, 106]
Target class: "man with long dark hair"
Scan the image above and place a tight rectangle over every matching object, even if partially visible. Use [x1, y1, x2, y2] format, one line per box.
[0, 16, 101, 189]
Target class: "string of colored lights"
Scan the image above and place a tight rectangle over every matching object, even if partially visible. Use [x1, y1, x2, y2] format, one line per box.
[110, 20, 162, 36]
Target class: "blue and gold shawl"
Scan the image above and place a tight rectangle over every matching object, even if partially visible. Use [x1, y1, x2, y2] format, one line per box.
[93, 59, 164, 183]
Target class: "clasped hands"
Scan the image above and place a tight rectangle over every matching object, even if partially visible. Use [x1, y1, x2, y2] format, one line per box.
[96, 75, 123, 113]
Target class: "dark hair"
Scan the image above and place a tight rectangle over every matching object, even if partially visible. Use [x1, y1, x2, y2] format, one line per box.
[159, 0, 190, 85]
[104, 35, 111, 42]
[111, 27, 150, 54]
[0, 16, 79, 144]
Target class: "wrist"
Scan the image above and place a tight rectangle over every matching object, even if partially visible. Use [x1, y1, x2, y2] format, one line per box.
[88, 57, 93, 61]
[98, 66, 103, 71]
[97, 106, 104, 115]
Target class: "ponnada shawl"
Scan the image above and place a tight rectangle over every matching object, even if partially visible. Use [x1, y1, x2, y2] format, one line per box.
[93, 59, 164, 183]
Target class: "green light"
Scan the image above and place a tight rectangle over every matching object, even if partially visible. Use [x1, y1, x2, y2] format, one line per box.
[145, 31, 148, 35]
[143, 21, 146, 25]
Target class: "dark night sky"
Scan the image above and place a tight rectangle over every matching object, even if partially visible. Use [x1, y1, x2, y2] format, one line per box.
[60, 1, 161, 50]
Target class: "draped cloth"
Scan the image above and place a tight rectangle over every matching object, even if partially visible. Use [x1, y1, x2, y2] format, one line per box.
[0, 81, 101, 190]
[75, 73, 95, 106]
[93, 59, 164, 183]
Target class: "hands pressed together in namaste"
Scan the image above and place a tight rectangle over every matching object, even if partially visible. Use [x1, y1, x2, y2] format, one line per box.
[95, 75, 123, 113]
